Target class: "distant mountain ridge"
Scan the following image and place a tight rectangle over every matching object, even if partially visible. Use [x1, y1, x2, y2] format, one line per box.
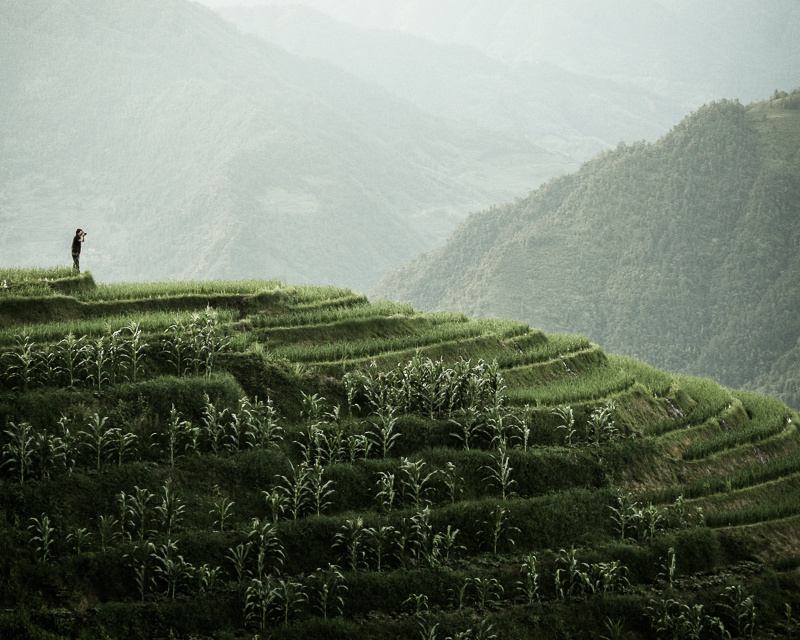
[0, 0, 564, 290]
[220, 4, 685, 161]
[372, 91, 800, 409]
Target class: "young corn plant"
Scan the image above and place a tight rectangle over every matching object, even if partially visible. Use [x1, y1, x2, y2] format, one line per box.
[658, 547, 677, 587]
[2, 421, 35, 484]
[201, 393, 228, 456]
[375, 471, 397, 514]
[210, 492, 235, 533]
[84, 337, 111, 392]
[470, 577, 504, 611]
[248, 518, 285, 580]
[155, 482, 186, 538]
[481, 504, 519, 554]
[107, 426, 138, 467]
[515, 553, 540, 604]
[119, 321, 147, 383]
[720, 585, 756, 639]
[153, 539, 192, 600]
[275, 462, 312, 520]
[485, 442, 517, 500]
[552, 405, 576, 446]
[97, 514, 121, 551]
[55, 333, 85, 388]
[244, 577, 278, 631]
[433, 525, 464, 565]
[226, 542, 252, 584]
[400, 457, 437, 509]
[309, 563, 347, 620]
[245, 396, 284, 450]
[67, 526, 93, 554]
[608, 490, 638, 541]
[5, 334, 39, 392]
[363, 524, 397, 572]
[368, 406, 401, 459]
[194, 563, 223, 596]
[124, 541, 156, 601]
[82, 413, 112, 471]
[334, 517, 366, 571]
[307, 462, 335, 517]
[450, 407, 486, 451]
[272, 577, 308, 627]
[28, 513, 55, 564]
[441, 461, 463, 505]
[263, 488, 288, 523]
[119, 486, 156, 542]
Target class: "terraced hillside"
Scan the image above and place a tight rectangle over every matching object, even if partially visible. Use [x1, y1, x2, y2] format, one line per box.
[1, 268, 799, 639]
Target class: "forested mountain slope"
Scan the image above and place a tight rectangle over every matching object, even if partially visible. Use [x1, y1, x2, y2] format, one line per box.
[220, 4, 684, 160]
[372, 92, 800, 409]
[0, 0, 562, 291]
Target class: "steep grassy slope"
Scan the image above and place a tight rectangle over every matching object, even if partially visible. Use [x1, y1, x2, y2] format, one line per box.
[372, 91, 800, 410]
[0, 0, 561, 291]
[1, 269, 799, 639]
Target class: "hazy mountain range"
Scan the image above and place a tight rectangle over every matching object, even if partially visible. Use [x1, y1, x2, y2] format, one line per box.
[5, 0, 799, 292]
[372, 92, 800, 408]
[1, 0, 568, 289]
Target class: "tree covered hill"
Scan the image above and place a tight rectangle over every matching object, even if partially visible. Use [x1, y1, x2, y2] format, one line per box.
[372, 91, 800, 409]
[0, 0, 565, 291]
[1, 268, 799, 638]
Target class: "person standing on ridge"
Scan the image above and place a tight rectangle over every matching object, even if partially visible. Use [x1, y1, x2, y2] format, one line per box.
[72, 228, 86, 272]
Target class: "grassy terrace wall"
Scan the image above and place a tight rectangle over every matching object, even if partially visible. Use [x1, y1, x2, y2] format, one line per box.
[1, 269, 799, 639]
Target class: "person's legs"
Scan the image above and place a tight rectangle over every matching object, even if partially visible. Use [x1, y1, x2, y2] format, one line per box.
[72, 252, 80, 272]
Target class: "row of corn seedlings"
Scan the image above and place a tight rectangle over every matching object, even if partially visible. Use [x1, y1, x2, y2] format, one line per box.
[247, 299, 416, 329]
[550, 401, 619, 447]
[608, 491, 697, 542]
[646, 584, 758, 639]
[345, 357, 507, 419]
[0, 308, 228, 392]
[0, 395, 282, 482]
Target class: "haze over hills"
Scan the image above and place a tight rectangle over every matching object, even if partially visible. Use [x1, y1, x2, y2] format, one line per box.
[201, 0, 800, 107]
[372, 91, 800, 409]
[219, 4, 685, 160]
[1, 0, 566, 290]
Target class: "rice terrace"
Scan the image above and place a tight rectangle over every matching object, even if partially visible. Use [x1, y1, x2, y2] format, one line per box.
[1, 267, 799, 639]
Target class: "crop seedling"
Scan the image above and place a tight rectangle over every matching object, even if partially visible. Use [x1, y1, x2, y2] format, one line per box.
[153, 539, 191, 600]
[335, 517, 366, 571]
[248, 518, 285, 579]
[485, 441, 517, 500]
[210, 492, 235, 533]
[155, 482, 185, 537]
[470, 577, 504, 611]
[227, 542, 252, 584]
[400, 457, 437, 509]
[67, 526, 93, 553]
[516, 552, 540, 603]
[309, 563, 347, 620]
[194, 563, 222, 595]
[28, 513, 55, 564]
[376, 471, 397, 513]
[82, 413, 112, 471]
[369, 406, 401, 459]
[124, 541, 156, 601]
[481, 504, 519, 555]
[97, 514, 120, 551]
[307, 462, 335, 516]
[2, 421, 35, 484]
[364, 524, 397, 572]
[552, 405, 576, 446]
[275, 461, 312, 520]
[441, 461, 463, 504]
